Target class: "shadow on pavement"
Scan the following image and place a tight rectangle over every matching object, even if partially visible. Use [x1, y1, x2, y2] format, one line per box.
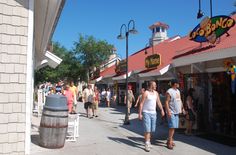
[108, 105, 236, 155]
[108, 136, 144, 151]
[120, 118, 144, 136]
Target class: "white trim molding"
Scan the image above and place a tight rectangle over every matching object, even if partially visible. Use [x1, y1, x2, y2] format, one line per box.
[138, 64, 171, 78]
[25, 0, 34, 154]
[205, 67, 225, 73]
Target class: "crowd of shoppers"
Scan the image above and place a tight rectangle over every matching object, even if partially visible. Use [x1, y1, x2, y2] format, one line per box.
[37, 78, 197, 152]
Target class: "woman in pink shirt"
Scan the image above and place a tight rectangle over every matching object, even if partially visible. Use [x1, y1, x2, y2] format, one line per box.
[63, 85, 74, 113]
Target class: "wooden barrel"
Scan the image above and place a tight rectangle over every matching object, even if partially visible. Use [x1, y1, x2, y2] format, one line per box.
[39, 95, 68, 149]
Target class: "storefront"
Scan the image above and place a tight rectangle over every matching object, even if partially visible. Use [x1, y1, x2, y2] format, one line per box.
[173, 14, 236, 139]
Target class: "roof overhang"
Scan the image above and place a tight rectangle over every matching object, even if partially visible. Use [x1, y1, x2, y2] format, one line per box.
[112, 71, 132, 80]
[90, 76, 103, 84]
[34, 0, 65, 68]
[138, 64, 171, 78]
[173, 46, 236, 67]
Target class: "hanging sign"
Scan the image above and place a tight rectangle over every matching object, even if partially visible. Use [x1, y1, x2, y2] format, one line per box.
[115, 60, 127, 74]
[145, 54, 161, 69]
[189, 15, 235, 44]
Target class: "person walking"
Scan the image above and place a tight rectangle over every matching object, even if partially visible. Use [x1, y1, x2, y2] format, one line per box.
[159, 88, 167, 125]
[101, 88, 106, 106]
[82, 85, 94, 118]
[55, 81, 63, 95]
[185, 88, 197, 135]
[165, 79, 185, 149]
[63, 85, 74, 113]
[138, 81, 165, 152]
[105, 88, 111, 107]
[69, 81, 78, 113]
[92, 86, 100, 117]
[134, 88, 145, 109]
[124, 85, 135, 115]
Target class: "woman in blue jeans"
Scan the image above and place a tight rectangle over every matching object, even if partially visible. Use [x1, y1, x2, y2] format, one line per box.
[138, 81, 165, 152]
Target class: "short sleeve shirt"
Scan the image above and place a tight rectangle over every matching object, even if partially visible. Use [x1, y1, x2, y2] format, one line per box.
[167, 88, 182, 114]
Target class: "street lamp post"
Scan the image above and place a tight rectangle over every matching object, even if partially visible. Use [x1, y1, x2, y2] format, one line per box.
[210, 0, 212, 18]
[117, 20, 138, 125]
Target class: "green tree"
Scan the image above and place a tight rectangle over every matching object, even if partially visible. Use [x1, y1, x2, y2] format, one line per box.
[74, 34, 114, 82]
[34, 42, 83, 85]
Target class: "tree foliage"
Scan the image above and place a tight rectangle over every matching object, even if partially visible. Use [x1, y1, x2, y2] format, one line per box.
[34, 42, 83, 85]
[74, 34, 114, 81]
[35, 34, 114, 85]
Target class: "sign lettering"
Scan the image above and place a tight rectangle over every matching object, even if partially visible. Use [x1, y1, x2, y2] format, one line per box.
[189, 15, 235, 44]
[145, 54, 161, 69]
[115, 60, 127, 74]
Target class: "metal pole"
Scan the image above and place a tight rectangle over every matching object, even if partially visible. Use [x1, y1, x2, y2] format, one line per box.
[124, 31, 130, 125]
[210, 0, 212, 18]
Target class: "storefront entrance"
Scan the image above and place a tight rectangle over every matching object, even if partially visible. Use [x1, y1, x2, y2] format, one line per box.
[209, 72, 236, 138]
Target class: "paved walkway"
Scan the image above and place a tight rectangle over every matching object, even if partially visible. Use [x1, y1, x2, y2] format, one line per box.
[31, 102, 236, 155]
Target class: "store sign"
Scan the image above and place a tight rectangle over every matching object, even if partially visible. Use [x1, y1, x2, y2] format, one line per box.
[189, 15, 235, 44]
[145, 54, 161, 69]
[115, 60, 127, 74]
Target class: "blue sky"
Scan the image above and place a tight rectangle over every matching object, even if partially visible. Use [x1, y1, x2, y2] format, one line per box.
[52, 0, 236, 58]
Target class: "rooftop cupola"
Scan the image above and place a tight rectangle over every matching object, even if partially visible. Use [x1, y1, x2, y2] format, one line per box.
[149, 22, 169, 45]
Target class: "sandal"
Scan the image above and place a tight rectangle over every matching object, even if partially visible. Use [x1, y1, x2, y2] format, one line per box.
[167, 140, 174, 150]
[166, 140, 175, 147]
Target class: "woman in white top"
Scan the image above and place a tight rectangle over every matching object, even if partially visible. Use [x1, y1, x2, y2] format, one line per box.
[105, 88, 111, 107]
[138, 81, 165, 152]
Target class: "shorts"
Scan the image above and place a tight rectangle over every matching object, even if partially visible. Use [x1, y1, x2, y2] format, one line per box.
[84, 102, 92, 109]
[92, 101, 99, 110]
[167, 114, 179, 128]
[142, 112, 157, 133]
[127, 101, 132, 108]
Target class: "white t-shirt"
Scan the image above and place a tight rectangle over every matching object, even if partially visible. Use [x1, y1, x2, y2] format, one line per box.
[142, 91, 157, 114]
[167, 88, 182, 114]
[83, 88, 94, 103]
[106, 91, 111, 101]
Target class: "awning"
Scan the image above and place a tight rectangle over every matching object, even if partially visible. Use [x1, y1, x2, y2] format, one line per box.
[138, 64, 171, 78]
[173, 46, 236, 67]
[112, 71, 132, 80]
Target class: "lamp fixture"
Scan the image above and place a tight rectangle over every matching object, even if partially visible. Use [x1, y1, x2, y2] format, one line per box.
[197, 0, 204, 19]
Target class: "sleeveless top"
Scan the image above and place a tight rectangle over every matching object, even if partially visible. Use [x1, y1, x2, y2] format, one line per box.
[142, 91, 157, 114]
[167, 88, 182, 114]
